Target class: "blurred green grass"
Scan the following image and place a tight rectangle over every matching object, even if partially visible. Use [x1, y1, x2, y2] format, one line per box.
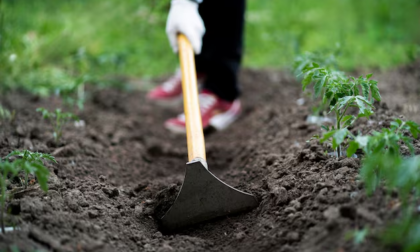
[1, 0, 419, 95]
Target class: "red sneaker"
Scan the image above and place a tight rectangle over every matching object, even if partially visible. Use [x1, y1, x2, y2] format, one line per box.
[147, 69, 205, 106]
[165, 90, 241, 133]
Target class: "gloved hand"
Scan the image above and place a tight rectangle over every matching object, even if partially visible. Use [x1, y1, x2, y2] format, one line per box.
[166, 0, 205, 54]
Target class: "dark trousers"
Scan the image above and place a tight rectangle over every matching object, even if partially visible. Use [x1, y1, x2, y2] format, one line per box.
[195, 0, 246, 102]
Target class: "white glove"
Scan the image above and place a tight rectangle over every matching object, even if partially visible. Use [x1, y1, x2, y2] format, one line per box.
[166, 0, 205, 54]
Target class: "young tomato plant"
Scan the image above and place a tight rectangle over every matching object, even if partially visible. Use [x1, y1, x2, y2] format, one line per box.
[0, 161, 20, 234]
[0, 151, 54, 234]
[293, 50, 342, 117]
[301, 63, 381, 156]
[381, 204, 420, 252]
[293, 50, 340, 78]
[6, 150, 55, 190]
[347, 119, 420, 252]
[36, 107, 79, 143]
[347, 119, 420, 196]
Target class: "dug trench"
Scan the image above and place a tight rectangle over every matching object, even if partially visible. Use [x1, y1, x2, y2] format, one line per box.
[0, 61, 419, 252]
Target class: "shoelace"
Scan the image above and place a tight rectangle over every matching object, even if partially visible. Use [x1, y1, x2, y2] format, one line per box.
[177, 93, 216, 121]
[162, 70, 182, 92]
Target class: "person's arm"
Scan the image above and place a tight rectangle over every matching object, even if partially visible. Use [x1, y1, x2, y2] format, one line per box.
[166, 0, 205, 54]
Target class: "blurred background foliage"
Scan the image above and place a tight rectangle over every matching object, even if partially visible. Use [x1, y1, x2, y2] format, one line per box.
[0, 0, 419, 96]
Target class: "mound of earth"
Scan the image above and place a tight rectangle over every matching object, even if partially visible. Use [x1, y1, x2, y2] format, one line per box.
[0, 61, 419, 252]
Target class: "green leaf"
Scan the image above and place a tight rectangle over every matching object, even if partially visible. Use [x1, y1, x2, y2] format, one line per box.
[314, 80, 323, 97]
[360, 81, 369, 99]
[321, 75, 328, 87]
[0, 161, 20, 176]
[330, 96, 354, 113]
[355, 96, 374, 118]
[360, 154, 381, 195]
[302, 72, 314, 90]
[390, 121, 400, 129]
[353, 228, 369, 245]
[342, 115, 356, 128]
[6, 150, 23, 159]
[406, 121, 420, 138]
[320, 130, 337, 143]
[39, 153, 57, 163]
[329, 97, 338, 107]
[332, 128, 348, 149]
[366, 73, 373, 79]
[10, 245, 20, 252]
[321, 125, 329, 131]
[6, 150, 56, 164]
[32, 162, 50, 192]
[323, 91, 333, 104]
[36, 107, 51, 119]
[309, 135, 320, 142]
[355, 135, 369, 150]
[370, 82, 381, 102]
[347, 141, 359, 157]
[401, 136, 415, 155]
[353, 86, 359, 96]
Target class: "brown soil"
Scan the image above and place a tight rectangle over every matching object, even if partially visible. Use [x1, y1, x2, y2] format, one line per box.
[0, 61, 419, 252]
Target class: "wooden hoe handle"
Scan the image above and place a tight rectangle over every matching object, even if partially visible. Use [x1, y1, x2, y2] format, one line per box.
[177, 34, 206, 162]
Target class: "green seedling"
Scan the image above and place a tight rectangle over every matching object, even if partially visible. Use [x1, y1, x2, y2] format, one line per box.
[9, 245, 45, 252]
[344, 119, 420, 252]
[381, 209, 420, 252]
[0, 105, 16, 125]
[345, 227, 369, 246]
[348, 119, 420, 158]
[293, 50, 342, 117]
[301, 63, 381, 157]
[6, 150, 55, 190]
[0, 161, 19, 234]
[293, 48, 340, 79]
[347, 119, 420, 196]
[36, 107, 79, 143]
[0, 151, 53, 233]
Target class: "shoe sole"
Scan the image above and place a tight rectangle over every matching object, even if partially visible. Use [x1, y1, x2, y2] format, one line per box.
[148, 80, 205, 108]
[209, 100, 241, 130]
[165, 100, 241, 134]
[164, 122, 187, 134]
[148, 95, 183, 108]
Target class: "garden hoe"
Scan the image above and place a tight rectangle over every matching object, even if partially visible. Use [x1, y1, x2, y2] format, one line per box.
[160, 34, 259, 231]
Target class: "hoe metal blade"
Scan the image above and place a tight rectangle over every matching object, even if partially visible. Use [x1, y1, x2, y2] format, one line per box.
[161, 159, 259, 231]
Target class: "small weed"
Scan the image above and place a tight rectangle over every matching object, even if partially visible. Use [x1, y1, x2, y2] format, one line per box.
[36, 108, 79, 143]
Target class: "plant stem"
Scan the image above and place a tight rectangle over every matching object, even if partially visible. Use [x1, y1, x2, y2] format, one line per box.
[1, 171, 6, 234]
[25, 171, 28, 189]
[336, 109, 342, 157]
[338, 102, 351, 123]
[395, 122, 405, 135]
